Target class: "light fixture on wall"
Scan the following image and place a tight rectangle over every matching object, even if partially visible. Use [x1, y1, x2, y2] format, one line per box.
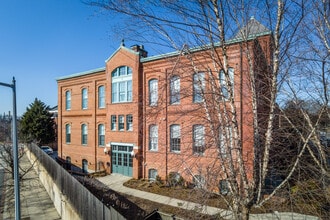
[104, 147, 110, 155]
[130, 150, 135, 157]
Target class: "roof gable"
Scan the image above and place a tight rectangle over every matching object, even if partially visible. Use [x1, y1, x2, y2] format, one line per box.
[105, 45, 140, 63]
[233, 17, 271, 40]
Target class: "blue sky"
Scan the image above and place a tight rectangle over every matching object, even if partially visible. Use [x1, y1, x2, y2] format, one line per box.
[0, 0, 133, 116]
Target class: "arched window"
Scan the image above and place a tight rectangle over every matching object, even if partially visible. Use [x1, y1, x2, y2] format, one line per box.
[193, 72, 205, 103]
[65, 124, 71, 144]
[111, 66, 132, 103]
[98, 85, 105, 108]
[170, 76, 180, 104]
[98, 124, 105, 146]
[82, 88, 88, 109]
[66, 156, 71, 170]
[149, 79, 158, 106]
[65, 90, 71, 110]
[81, 124, 88, 145]
[82, 159, 88, 173]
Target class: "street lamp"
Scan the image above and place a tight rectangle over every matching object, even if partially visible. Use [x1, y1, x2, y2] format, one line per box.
[0, 77, 20, 220]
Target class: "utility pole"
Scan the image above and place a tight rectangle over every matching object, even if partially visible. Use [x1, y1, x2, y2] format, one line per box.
[0, 77, 20, 220]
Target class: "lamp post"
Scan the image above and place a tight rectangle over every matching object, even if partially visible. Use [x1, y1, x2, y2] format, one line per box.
[0, 77, 20, 220]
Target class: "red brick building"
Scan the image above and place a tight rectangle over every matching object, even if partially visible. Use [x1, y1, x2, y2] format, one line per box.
[57, 18, 272, 189]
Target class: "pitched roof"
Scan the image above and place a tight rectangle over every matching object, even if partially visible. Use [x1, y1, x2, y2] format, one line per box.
[56, 67, 105, 81]
[233, 17, 271, 40]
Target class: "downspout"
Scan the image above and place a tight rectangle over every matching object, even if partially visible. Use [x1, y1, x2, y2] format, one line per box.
[240, 45, 243, 159]
[165, 69, 169, 182]
[94, 81, 98, 171]
[59, 85, 63, 158]
[142, 64, 146, 179]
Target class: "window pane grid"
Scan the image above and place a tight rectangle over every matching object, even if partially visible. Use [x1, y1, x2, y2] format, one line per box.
[65, 91, 71, 110]
[193, 73, 204, 103]
[126, 115, 133, 131]
[98, 86, 105, 108]
[149, 125, 158, 151]
[111, 66, 132, 103]
[81, 124, 88, 145]
[149, 169, 158, 181]
[193, 125, 205, 154]
[149, 79, 158, 106]
[66, 124, 71, 143]
[170, 76, 180, 104]
[220, 68, 234, 100]
[98, 124, 105, 146]
[119, 115, 124, 131]
[111, 115, 117, 130]
[82, 88, 88, 109]
[170, 125, 181, 152]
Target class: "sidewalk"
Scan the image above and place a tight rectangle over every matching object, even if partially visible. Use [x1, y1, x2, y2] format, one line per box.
[97, 174, 231, 218]
[1, 154, 61, 220]
[97, 174, 320, 220]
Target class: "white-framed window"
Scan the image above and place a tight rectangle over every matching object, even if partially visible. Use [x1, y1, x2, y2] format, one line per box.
[118, 115, 124, 131]
[111, 66, 132, 103]
[170, 124, 180, 152]
[148, 169, 158, 181]
[98, 124, 105, 146]
[98, 85, 105, 108]
[111, 115, 117, 131]
[193, 72, 205, 103]
[219, 180, 229, 195]
[82, 88, 88, 109]
[126, 114, 133, 131]
[170, 76, 180, 104]
[81, 124, 88, 145]
[65, 124, 71, 144]
[193, 175, 205, 189]
[149, 125, 158, 151]
[149, 79, 158, 106]
[219, 126, 233, 156]
[219, 68, 234, 100]
[193, 125, 205, 154]
[65, 91, 71, 110]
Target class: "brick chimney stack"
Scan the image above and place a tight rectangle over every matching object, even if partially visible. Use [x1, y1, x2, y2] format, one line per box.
[131, 45, 148, 58]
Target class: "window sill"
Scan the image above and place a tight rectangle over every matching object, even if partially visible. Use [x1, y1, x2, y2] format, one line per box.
[111, 101, 133, 104]
[170, 151, 181, 154]
[193, 152, 205, 156]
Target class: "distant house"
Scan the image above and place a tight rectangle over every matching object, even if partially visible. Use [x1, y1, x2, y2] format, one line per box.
[57, 18, 272, 189]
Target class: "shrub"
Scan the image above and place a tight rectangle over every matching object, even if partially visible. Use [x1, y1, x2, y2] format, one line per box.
[168, 172, 185, 187]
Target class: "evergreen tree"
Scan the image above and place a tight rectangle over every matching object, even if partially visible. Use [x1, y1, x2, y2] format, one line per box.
[20, 98, 55, 146]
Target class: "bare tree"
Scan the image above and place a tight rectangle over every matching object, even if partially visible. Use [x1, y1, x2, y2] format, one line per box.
[87, 1, 329, 219]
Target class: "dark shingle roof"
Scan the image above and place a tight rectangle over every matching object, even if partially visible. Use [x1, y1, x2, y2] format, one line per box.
[233, 17, 271, 40]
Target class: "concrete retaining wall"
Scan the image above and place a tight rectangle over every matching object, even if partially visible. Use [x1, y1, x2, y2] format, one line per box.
[25, 148, 80, 220]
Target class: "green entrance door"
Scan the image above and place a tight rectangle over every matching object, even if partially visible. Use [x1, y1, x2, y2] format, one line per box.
[111, 145, 133, 176]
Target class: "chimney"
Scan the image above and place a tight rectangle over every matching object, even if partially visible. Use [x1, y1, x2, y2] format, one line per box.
[130, 45, 148, 58]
